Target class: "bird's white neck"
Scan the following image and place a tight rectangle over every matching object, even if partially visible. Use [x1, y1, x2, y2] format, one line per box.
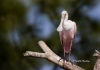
[57, 18, 64, 31]
[57, 17, 68, 31]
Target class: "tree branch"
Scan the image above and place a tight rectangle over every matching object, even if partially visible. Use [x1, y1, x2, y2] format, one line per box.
[24, 51, 46, 58]
[23, 40, 84, 70]
[93, 50, 100, 70]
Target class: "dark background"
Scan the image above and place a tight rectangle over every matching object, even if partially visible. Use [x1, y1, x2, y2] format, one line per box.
[0, 0, 100, 70]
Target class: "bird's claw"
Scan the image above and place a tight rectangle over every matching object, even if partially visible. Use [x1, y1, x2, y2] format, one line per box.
[58, 57, 74, 65]
[65, 59, 74, 65]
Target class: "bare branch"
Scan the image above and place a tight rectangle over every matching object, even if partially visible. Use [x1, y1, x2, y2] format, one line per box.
[24, 51, 46, 58]
[93, 50, 100, 70]
[23, 41, 85, 70]
[95, 50, 99, 53]
[38, 41, 54, 53]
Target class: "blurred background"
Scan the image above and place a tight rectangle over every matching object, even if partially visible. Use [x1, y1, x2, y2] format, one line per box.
[0, 0, 100, 70]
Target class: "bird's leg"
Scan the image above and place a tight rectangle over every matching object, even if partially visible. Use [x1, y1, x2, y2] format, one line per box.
[58, 47, 65, 61]
[68, 42, 73, 64]
[68, 52, 70, 61]
[63, 48, 69, 70]
[68, 40, 73, 62]
[68, 51, 73, 63]
[63, 47, 66, 68]
[64, 48, 66, 60]
[58, 47, 66, 63]
[68, 51, 73, 65]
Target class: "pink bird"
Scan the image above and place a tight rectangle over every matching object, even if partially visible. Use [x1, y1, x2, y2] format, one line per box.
[57, 10, 77, 61]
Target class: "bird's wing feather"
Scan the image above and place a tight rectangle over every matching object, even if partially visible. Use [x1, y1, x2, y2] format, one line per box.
[63, 30, 73, 53]
[59, 31, 63, 45]
[72, 22, 77, 43]
[59, 22, 77, 53]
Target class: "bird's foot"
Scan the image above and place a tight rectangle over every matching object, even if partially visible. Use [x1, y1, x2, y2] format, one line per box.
[66, 59, 74, 65]
[58, 57, 74, 65]
[58, 58, 72, 63]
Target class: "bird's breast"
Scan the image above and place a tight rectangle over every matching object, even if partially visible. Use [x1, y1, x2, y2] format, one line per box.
[63, 20, 74, 31]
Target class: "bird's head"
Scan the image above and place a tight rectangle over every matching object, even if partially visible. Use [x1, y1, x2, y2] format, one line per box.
[57, 10, 68, 32]
[61, 10, 68, 20]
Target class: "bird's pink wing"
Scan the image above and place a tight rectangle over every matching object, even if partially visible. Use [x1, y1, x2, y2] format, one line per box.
[59, 23, 77, 53]
[59, 31, 63, 45]
[65, 23, 77, 53]
[72, 23, 77, 43]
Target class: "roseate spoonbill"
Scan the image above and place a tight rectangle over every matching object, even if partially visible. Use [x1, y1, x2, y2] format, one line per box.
[57, 10, 77, 61]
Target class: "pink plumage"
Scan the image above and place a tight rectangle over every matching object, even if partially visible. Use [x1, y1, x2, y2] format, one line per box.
[57, 10, 77, 60]
[59, 23, 76, 53]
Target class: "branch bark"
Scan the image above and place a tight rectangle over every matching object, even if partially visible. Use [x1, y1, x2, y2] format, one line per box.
[93, 50, 100, 70]
[23, 40, 84, 70]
